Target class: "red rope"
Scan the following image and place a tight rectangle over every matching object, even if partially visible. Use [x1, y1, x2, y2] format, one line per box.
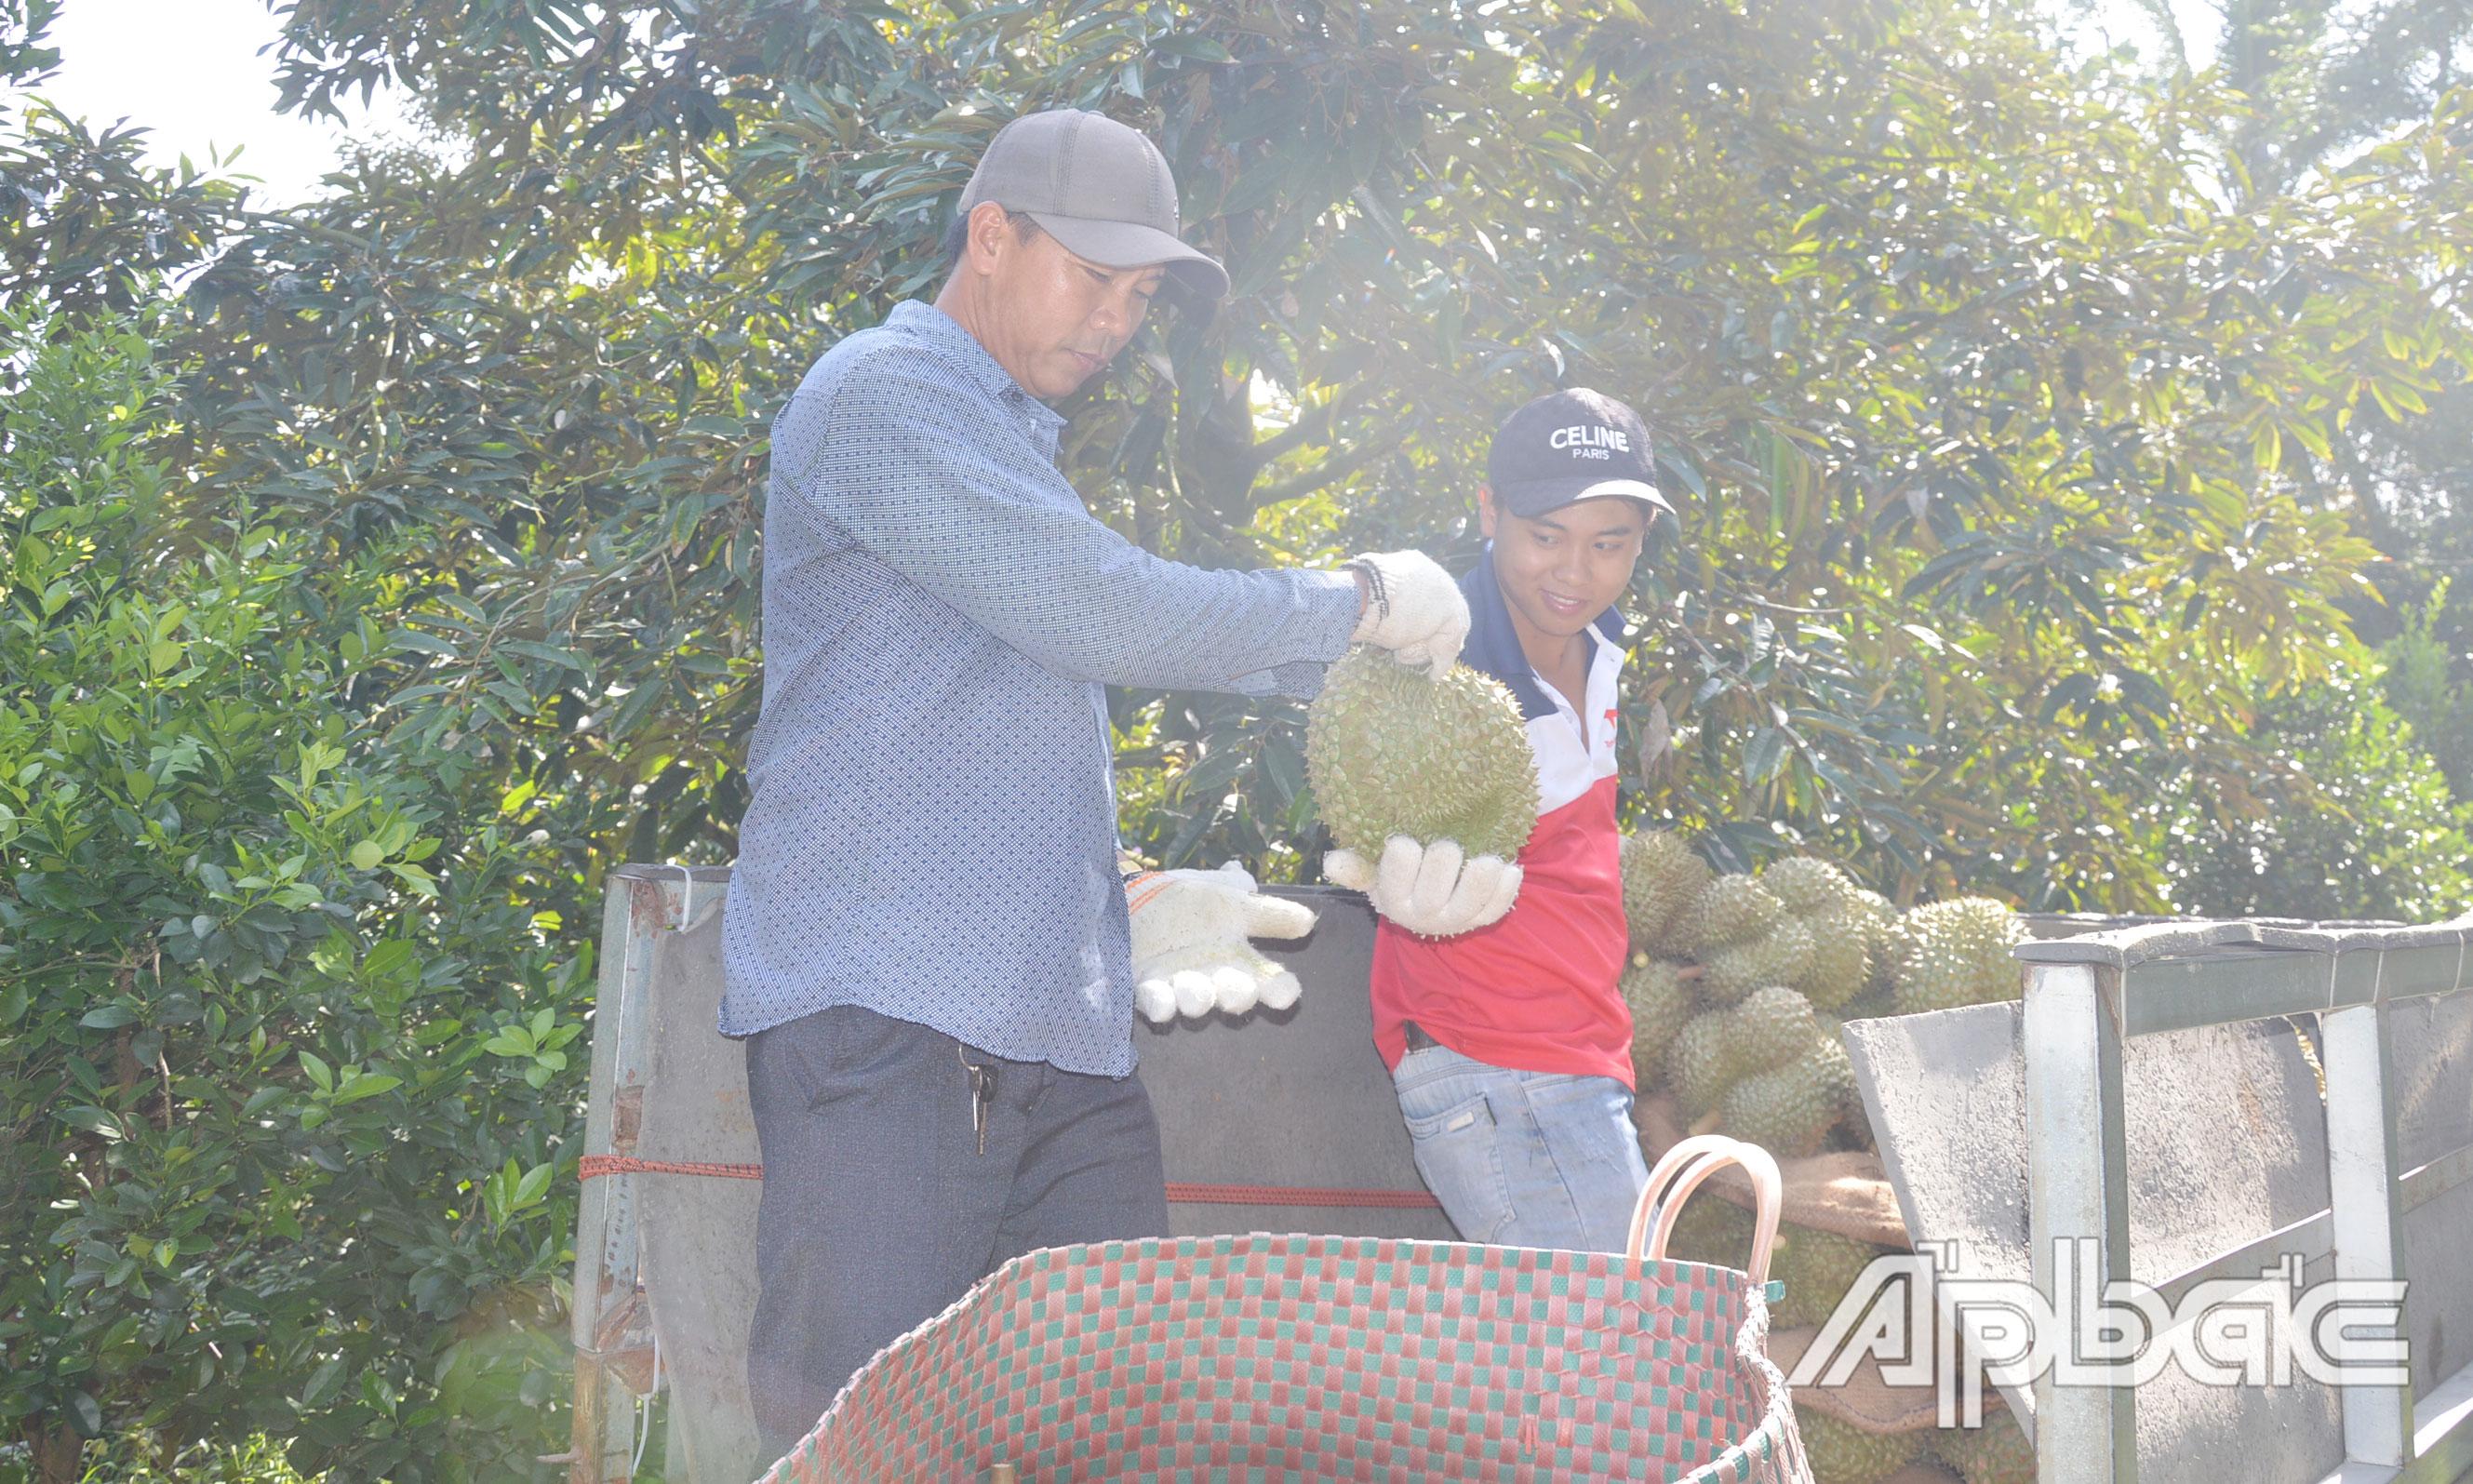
[1166, 1183, 1441, 1210]
[580, 1155, 765, 1181]
[578, 1159, 1438, 1210]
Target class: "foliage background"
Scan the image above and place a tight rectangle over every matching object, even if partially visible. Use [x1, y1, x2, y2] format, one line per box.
[3, 0, 2472, 1477]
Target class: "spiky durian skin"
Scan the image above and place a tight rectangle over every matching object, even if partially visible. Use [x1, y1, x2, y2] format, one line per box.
[1857, 889, 1904, 996]
[1812, 1032, 1868, 1129]
[1773, 1223, 1889, 1330]
[1661, 1193, 1754, 1268]
[1304, 647, 1540, 861]
[1666, 1010, 1739, 1117]
[1818, 1021, 1879, 1152]
[1932, 1406, 2033, 1484]
[1735, 985, 1822, 1073]
[1761, 856, 1861, 916]
[1622, 829, 1710, 952]
[1798, 1406, 1924, 1484]
[1674, 873, 1787, 956]
[1703, 917, 1817, 1007]
[1622, 957, 1695, 1090]
[1891, 897, 2025, 1015]
[1724, 1048, 1838, 1157]
[1796, 903, 1875, 1009]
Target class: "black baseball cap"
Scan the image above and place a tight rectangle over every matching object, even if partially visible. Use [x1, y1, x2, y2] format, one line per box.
[1486, 388, 1673, 520]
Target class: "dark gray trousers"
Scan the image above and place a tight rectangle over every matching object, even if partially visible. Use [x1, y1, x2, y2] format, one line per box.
[743, 1005, 1170, 1460]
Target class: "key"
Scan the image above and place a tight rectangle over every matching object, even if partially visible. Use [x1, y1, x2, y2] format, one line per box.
[961, 1048, 997, 1157]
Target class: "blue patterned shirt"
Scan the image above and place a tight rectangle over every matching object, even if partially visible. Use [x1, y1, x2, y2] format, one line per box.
[721, 301, 1360, 1074]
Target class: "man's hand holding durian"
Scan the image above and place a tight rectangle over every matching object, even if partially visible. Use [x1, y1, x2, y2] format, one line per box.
[1322, 836, 1522, 939]
[1343, 550, 1471, 679]
[1125, 862, 1319, 1023]
[1305, 558, 1532, 940]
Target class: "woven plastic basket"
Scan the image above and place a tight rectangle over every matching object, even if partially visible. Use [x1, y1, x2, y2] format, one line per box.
[767, 1134, 1810, 1483]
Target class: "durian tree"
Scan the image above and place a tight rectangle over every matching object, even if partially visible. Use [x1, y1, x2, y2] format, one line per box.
[64, 0, 2456, 909]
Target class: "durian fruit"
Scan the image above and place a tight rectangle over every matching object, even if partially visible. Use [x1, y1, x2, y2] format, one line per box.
[1622, 829, 1709, 952]
[1304, 646, 1540, 862]
[1795, 902, 1875, 1009]
[1891, 897, 2025, 1015]
[1815, 1033, 1867, 1130]
[1672, 873, 1786, 956]
[1667, 1010, 1739, 1117]
[1622, 956, 1695, 1090]
[1724, 1044, 1840, 1156]
[1702, 916, 1817, 1007]
[1772, 1223, 1889, 1330]
[1735, 985, 1822, 1071]
[1810, 1013, 1879, 1152]
[1932, 1406, 2032, 1484]
[1659, 1192, 1754, 1267]
[1797, 1405, 1924, 1484]
[1761, 856, 1861, 916]
[1859, 889, 1905, 997]
[1667, 984, 1818, 1117]
[1808, 1023, 1859, 1109]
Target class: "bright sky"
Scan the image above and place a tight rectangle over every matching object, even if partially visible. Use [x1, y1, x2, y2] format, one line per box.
[15, 0, 2225, 210]
[26, 0, 414, 206]
[2055, 0, 2227, 68]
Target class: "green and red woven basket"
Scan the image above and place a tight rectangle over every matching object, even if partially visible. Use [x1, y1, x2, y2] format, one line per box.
[765, 1137, 1811, 1484]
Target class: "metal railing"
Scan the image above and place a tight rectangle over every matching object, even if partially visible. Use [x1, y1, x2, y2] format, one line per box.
[2017, 919, 2473, 1484]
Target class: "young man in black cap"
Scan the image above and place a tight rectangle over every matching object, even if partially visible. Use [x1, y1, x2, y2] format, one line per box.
[1360, 387, 1673, 1252]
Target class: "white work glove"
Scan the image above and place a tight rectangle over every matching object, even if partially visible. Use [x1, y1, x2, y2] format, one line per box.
[1324, 836, 1522, 938]
[1344, 550, 1470, 680]
[1125, 862, 1318, 1023]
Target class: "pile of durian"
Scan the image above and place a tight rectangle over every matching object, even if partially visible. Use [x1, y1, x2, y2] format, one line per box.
[1667, 1201, 2034, 1484]
[1621, 829, 2024, 1157]
[1634, 832, 2029, 1484]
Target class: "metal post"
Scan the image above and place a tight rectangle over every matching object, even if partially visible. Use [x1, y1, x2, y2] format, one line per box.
[568, 871, 674, 1482]
[2024, 961, 2137, 1484]
[2321, 991, 2413, 1470]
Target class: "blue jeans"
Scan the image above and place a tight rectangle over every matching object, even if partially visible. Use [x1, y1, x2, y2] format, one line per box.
[1393, 1042, 1651, 1252]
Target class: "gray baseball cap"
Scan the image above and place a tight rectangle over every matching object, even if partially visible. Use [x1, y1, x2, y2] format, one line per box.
[956, 109, 1230, 301]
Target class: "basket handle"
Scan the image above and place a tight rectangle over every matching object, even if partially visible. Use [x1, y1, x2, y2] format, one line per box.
[1624, 1134, 1783, 1286]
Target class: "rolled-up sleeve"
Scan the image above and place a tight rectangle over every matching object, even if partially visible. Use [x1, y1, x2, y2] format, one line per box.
[784, 349, 1360, 694]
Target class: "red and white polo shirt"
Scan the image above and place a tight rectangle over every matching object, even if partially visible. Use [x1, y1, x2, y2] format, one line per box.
[1366, 546, 1635, 1086]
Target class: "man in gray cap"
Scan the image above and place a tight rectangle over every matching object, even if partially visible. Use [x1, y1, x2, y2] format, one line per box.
[721, 109, 1492, 1452]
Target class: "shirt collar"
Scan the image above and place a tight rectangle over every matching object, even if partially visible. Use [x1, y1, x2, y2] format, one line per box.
[887, 300, 1067, 434]
[1458, 541, 1626, 722]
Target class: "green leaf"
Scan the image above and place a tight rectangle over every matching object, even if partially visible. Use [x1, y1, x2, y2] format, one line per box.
[58, 1104, 122, 1138]
[499, 638, 587, 671]
[301, 1356, 347, 1407]
[511, 1161, 554, 1210]
[333, 1074, 402, 1104]
[1743, 727, 1790, 785]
